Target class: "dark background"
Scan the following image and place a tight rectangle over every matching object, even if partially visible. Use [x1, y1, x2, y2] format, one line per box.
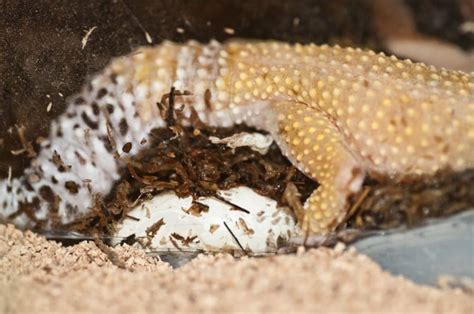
[0, 0, 472, 177]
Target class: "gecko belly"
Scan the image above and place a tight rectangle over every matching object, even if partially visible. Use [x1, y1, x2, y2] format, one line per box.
[0, 40, 473, 235]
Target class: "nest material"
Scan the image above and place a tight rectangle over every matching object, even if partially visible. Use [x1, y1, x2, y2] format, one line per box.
[56, 89, 474, 242]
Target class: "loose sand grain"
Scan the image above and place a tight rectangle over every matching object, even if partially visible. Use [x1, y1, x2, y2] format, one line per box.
[0, 224, 472, 313]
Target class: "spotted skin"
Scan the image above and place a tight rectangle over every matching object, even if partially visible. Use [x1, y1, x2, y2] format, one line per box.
[1, 40, 473, 234]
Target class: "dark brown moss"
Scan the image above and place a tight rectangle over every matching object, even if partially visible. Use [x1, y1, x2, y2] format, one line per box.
[49, 89, 474, 247]
[58, 90, 316, 236]
[345, 169, 474, 231]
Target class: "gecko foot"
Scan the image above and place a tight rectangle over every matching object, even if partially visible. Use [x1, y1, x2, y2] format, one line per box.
[272, 101, 365, 234]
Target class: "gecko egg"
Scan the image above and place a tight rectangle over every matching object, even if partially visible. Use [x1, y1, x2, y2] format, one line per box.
[111, 187, 298, 254]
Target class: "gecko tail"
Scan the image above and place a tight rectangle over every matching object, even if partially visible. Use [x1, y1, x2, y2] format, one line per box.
[0, 160, 104, 230]
[0, 178, 28, 227]
[0, 64, 164, 230]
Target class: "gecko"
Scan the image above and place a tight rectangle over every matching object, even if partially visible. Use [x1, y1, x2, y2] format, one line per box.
[0, 40, 473, 234]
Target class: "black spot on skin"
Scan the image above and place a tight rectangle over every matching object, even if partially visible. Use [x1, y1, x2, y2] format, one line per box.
[73, 123, 80, 129]
[110, 73, 117, 84]
[66, 112, 77, 118]
[100, 135, 113, 153]
[97, 88, 108, 99]
[65, 181, 79, 194]
[2, 201, 7, 208]
[51, 176, 58, 184]
[92, 102, 100, 116]
[74, 97, 86, 105]
[106, 104, 114, 114]
[51, 150, 70, 172]
[81, 112, 99, 129]
[140, 138, 147, 145]
[56, 126, 63, 137]
[31, 197, 41, 212]
[66, 203, 78, 215]
[22, 178, 34, 192]
[6, 185, 12, 193]
[122, 142, 132, 153]
[39, 185, 55, 203]
[74, 96, 86, 106]
[119, 118, 128, 136]
[15, 197, 41, 222]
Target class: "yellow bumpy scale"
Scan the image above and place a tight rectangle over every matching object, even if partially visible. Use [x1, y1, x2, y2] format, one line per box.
[117, 40, 474, 234]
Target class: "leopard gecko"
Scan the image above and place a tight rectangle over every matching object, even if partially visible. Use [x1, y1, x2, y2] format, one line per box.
[1, 40, 473, 234]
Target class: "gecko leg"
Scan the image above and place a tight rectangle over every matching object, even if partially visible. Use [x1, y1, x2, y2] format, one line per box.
[271, 101, 366, 234]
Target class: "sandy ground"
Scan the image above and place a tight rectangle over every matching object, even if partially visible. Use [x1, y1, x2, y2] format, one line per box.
[0, 224, 472, 313]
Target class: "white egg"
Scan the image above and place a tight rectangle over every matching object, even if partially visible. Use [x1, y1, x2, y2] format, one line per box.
[112, 187, 298, 254]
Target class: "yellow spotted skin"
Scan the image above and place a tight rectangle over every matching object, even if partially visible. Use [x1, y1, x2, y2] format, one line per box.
[115, 40, 474, 234]
[3, 40, 472, 234]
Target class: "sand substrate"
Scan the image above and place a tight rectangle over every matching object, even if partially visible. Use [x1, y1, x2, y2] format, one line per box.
[0, 224, 472, 313]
